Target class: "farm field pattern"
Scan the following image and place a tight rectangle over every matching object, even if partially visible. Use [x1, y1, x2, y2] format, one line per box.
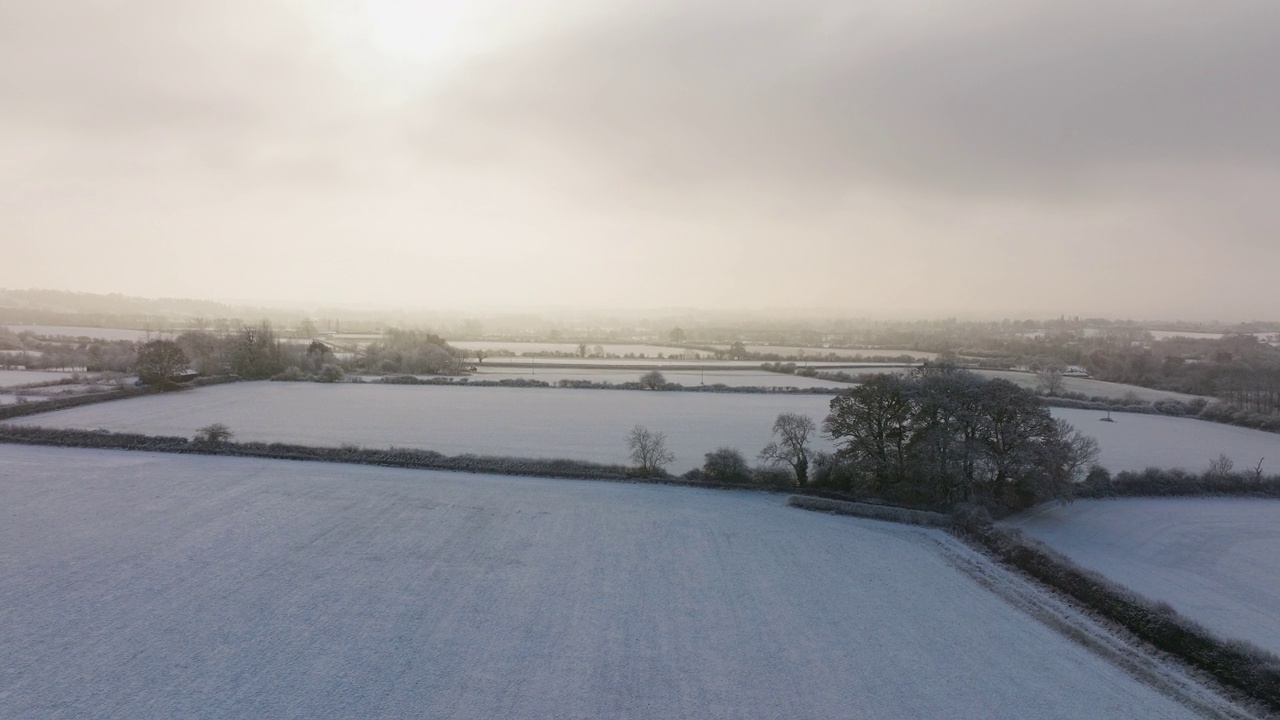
[7, 382, 1278, 474]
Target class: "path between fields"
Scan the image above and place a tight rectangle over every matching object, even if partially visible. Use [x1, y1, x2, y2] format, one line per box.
[888, 526, 1264, 720]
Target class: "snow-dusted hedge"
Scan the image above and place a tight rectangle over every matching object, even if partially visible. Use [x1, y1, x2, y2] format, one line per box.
[375, 374, 837, 395]
[954, 515, 1280, 711]
[0, 426, 636, 481]
[787, 495, 952, 527]
[0, 385, 160, 421]
[1076, 466, 1280, 499]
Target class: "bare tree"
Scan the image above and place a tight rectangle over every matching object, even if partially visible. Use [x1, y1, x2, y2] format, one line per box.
[1037, 367, 1065, 396]
[627, 425, 674, 476]
[759, 412, 816, 486]
[135, 339, 189, 389]
[638, 370, 667, 390]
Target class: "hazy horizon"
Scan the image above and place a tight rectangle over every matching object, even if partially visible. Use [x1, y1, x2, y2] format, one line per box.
[4, 1, 1277, 321]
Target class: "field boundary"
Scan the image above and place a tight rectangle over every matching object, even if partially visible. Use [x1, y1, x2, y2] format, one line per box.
[0, 425, 776, 491]
[953, 516, 1280, 713]
[787, 495, 952, 527]
[0, 385, 163, 421]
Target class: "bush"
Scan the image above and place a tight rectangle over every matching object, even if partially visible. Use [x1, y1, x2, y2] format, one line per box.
[702, 447, 751, 484]
[751, 465, 794, 489]
[317, 363, 344, 383]
[193, 423, 234, 445]
[272, 366, 304, 382]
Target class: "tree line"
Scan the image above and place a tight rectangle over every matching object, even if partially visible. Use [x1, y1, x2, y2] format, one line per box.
[633, 365, 1098, 515]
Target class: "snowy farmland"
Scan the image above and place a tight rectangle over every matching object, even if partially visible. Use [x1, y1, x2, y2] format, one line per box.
[466, 365, 852, 389]
[1014, 498, 1280, 655]
[973, 370, 1205, 403]
[3, 324, 162, 341]
[0, 445, 1238, 719]
[0, 369, 83, 388]
[1050, 407, 1279, 475]
[6, 382, 1278, 474]
[5, 382, 834, 473]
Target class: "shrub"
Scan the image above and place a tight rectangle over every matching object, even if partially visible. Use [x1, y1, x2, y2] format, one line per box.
[317, 363, 344, 383]
[193, 423, 234, 445]
[272, 366, 304, 382]
[702, 447, 751, 484]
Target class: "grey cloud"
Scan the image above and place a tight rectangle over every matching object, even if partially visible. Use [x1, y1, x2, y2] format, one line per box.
[416, 0, 1280, 199]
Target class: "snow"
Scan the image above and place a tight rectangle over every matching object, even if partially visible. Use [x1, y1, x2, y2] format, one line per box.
[468, 366, 852, 389]
[0, 445, 1224, 719]
[450, 341, 690, 356]
[0, 369, 81, 388]
[704, 345, 940, 360]
[7, 383, 1276, 475]
[1013, 498, 1280, 654]
[974, 370, 1206, 403]
[3, 324, 161, 341]
[7, 382, 837, 472]
[1050, 407, 1280, 474]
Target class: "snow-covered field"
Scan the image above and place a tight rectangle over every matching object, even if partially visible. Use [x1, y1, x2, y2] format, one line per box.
[0, 445, 1233, 719]
[3, 324, 160, 341]
[973, 370, 1205, 403]
[0, 369, 81, 388]
[702, 344, 939, 360]
[7, 383, 1277, 474]
[7, 382, 835, 472]
[468, 366, 851, 389]
[1013, 498, 1280, 655]
[1050, 407, 1279, 475]
[479, 356, 900, 368]
[450, 340, 690, 357]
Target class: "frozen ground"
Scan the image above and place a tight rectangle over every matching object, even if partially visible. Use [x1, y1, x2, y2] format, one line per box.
[8, 383, 1277, 474]
[0, 445, 1248, 719]
[6, 382, 837, 472]
[974, 370, 1206, 403]
[1050, 407, 1279, 475]
[703, 345, 939, 360]
[3, 324, 161, 341]
[449, 341, 689, 357]
[1014, 498, 1280, 655]
[467, 366, 851, 389]
[0, 369, 81, 388]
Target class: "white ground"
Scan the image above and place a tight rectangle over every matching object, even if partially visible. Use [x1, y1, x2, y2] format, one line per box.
[8, 383, 1277, 475]
[449, 341, 690, 357]
[1013, 498, 1280, 655]
[479, 357, 904, 368]
[702, 345, 940, 360]
[974, 370, 1206, 403]
[0, 369, 80, 388]
[3, 324, 161, 341]
[5, 382, 835, 472]
[1051, 407, 1280, 475]
[467, 366, 851, 389]
[0, 445, 1246, 719]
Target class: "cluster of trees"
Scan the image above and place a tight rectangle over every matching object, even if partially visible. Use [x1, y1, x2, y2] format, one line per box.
[817, 367, 1098, 513]
[360, 330, 460, 375]
[627, 412, 816, 486]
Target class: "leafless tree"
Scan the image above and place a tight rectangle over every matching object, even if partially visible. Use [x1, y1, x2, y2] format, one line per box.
[627, 425, 674, 476]
[759, 412, 816, 486]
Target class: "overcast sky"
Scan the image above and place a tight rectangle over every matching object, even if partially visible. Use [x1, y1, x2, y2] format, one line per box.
[3, 0, 1277, 320]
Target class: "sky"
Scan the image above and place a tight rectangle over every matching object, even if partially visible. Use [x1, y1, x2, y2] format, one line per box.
[2, 0, 1277, 320]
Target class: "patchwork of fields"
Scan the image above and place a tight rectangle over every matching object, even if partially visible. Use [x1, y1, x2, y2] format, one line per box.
[0, 445, 1229, 719]
[1013, 498, 1280, 655]
[6, 382, 1277, 474]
